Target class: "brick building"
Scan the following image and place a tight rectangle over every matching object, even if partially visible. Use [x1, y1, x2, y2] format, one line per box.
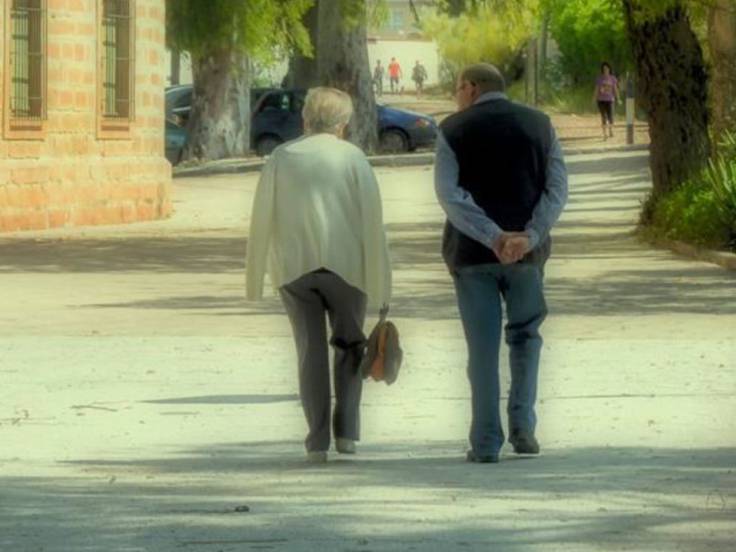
[0, 0, 171, 232]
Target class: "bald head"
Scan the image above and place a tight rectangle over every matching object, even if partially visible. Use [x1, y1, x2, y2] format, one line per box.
[459, 63, 506, 94]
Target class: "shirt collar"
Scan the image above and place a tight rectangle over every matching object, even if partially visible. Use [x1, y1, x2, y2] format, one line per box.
[474, 91, 508, 105]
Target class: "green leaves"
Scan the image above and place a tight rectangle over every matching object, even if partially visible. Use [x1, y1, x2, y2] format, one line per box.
[166, 0, 313, 61]
[706, 132, 736, 234]
[652, 130, 736, 249]
[422, 2, 538, 78]
[546, 0, 633, 84]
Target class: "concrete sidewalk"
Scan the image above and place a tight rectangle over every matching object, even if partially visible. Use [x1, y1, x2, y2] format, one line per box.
[1, 150, 735, 551]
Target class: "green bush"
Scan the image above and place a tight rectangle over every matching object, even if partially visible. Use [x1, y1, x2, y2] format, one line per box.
[705, 136, 736, 246]
[651, 138, 736, 251]
[651, 183, 730, 248]
[544, 0, 633, 87]
[543, 85, 601, 114]
[508, 82, 612, 116]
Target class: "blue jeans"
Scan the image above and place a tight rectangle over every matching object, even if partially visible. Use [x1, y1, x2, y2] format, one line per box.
[453, 263, 547, 457]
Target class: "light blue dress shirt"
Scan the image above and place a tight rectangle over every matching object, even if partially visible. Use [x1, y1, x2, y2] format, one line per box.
[434, 92, 568, 251]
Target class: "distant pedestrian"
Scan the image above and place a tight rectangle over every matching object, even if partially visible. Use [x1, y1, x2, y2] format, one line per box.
[434, 63, 568, 464]
[592, 62, 620, 140]
[388, 57, 402, 94]
[245, 87, 392, 464]
[373, 60, 385, 97]
[412, 60, 428, 98]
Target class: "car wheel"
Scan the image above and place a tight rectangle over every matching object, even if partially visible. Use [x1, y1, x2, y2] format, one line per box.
[256, 135, 283, 157]
[379, 129, 409, 153]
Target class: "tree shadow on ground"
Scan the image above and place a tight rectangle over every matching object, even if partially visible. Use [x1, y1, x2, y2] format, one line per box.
[1, 443, 732, 551]
[564, 153, 650, 177]
[3, 150, 733, 319]
[142, 394, 299, 405]
[0, 236, 248, 274]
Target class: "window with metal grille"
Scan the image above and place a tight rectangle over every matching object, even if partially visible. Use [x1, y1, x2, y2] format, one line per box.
[9, 0, 46, 123]
[101, 0, 134, 121]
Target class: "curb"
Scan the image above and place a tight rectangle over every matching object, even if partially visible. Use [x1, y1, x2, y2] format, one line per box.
[173, 143, 649, 179]
[651, 237, 736, 271]
[561, 143, 649, 156]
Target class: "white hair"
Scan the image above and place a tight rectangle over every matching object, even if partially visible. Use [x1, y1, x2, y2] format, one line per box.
[302, 87, 354, 135]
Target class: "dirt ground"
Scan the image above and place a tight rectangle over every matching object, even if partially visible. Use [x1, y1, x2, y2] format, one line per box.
[0, 149, 734, 551]
[384, 95, 651, 148]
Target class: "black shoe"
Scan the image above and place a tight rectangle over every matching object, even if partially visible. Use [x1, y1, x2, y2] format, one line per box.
[509, 430, 540, 455]
[466, 450, 499, 463]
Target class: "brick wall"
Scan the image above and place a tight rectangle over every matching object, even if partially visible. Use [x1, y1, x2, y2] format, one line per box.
[0, 0, 172, 232]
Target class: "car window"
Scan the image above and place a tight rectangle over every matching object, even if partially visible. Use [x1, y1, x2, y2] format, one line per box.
[174, 89, 192, 109]
[259, 92, 290, 113]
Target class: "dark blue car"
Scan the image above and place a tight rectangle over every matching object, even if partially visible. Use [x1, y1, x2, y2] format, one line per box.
[164, 85, 437, 163]
[252, 88, 437, 156]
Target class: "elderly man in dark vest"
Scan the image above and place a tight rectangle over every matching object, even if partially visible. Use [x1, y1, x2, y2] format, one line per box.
[434, 63, 568, 463]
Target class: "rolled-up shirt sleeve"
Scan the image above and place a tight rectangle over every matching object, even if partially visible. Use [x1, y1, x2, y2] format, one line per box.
[525, 126, 568, 250]
[434, 131, 503, 249]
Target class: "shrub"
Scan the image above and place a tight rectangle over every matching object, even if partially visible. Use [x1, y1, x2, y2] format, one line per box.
[651, 135, 736, 251]
[705, 133, 736, 248]
[651, 182, 730, 248]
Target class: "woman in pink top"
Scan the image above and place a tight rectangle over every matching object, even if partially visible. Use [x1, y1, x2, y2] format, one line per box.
[592, 62, 620, 140]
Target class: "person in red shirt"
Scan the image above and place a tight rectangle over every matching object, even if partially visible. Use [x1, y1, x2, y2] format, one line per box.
[388, 57, 402, 94]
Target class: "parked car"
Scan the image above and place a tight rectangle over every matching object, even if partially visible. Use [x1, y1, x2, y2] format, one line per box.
[163, 85, 437, 163]
[164, 85, 273, 166]
[251, 88, 437, 156]
[165, 119, 188, 166]
[165, 84, 272, 126]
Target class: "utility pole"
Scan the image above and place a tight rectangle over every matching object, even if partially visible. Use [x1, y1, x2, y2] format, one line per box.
[170, 49, 181, 86]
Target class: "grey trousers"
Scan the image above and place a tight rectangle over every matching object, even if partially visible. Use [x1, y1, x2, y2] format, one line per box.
[279, 270, 367, 452]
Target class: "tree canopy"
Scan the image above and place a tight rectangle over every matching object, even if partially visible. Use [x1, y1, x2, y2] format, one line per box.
[544, 0, 632, 85]
[166, 0, 313, 62]
[422, 1, 539, 81]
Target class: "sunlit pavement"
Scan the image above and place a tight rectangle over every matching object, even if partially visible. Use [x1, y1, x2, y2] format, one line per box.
[1, 150, 734, 551]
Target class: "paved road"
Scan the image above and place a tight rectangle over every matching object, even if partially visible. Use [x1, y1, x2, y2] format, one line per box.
[1, 150, 734, 551]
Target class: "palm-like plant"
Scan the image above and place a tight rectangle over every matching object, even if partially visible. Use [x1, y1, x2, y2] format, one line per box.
[705, 131, 736, 247]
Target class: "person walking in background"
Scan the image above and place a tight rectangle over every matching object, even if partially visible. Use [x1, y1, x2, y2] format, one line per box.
[412, 60, 428, 99]
[246, 87, 392, 464]
[434, 63, 568, 464]
[373, 60, 385, 97]
[388, 57, 402, 94]
[592, 62, 620, 140]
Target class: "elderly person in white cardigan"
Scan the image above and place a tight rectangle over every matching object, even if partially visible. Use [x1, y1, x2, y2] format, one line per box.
[245, 87, 392, 463]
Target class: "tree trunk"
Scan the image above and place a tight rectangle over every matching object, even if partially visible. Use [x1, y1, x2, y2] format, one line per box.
[170, 49, 181, 86]
[317, 0, 377, 153]
[285, 2, 320, 89]
[539, 10, 550, 99]
[708, 0, 736, 145]
[622, 1, 710, 221]
[444, 0, 469, 16]
[184, 48, 251, 161]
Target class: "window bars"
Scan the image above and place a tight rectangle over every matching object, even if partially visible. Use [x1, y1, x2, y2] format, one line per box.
[101, 0, 133, 120]
[9, 0, 46, 122]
